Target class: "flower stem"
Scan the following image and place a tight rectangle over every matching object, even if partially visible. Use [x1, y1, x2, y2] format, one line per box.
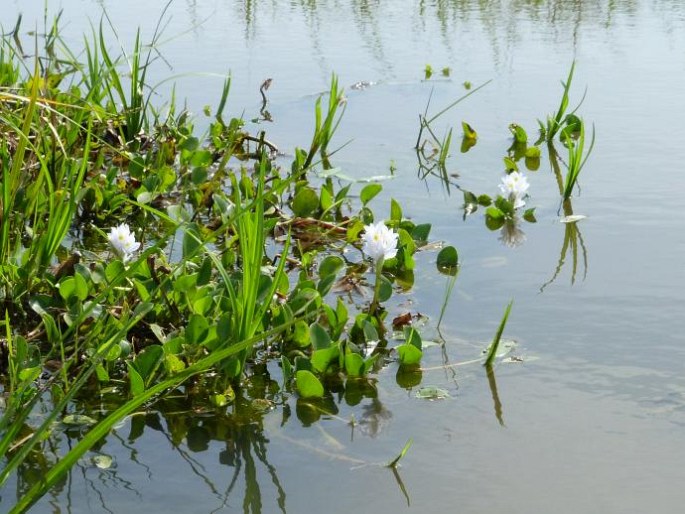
[369, 258, 384, 316]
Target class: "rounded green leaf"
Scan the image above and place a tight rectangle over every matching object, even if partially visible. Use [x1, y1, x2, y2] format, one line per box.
[292, 187, 319, 217]
[378, 275, 393, 302]
[360, 183, 382, 206]
[310, 322, 331, 350]
[397, 343, 422, 366]
[295, 370, 324, 399]
[58, 277, 76, 301]
[436, 246, 459, 276]
[319, 255, 344, 278]
[186, 314, 209, 345]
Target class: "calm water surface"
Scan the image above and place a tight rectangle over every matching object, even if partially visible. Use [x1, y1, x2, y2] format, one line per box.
[2, 1, 685, 513]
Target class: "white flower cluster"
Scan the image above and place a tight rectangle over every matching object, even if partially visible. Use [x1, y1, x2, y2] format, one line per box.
[498, 171, 530, 209]
[108, 223, 140, 261]
[361, 221, 398, 263]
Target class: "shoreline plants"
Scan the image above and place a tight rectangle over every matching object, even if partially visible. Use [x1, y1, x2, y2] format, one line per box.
[0, 13, 521, 511]
[0, 9, 598, 512]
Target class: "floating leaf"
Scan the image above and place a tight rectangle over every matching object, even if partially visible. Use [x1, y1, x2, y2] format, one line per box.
[436, 246, 458, 276]
[415, 386, 450, 400]
[462, 121, 477, 140]
[63, 414, 97, 426]
[523, 208, 537, 223]
[92, 455, 113, 469]
[560, 214, 587, 223]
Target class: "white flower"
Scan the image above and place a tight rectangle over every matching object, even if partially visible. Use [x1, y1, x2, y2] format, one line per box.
[498, 171, 530, 209]
[108, 223, 140, 261]
[361, 221, 398, 263]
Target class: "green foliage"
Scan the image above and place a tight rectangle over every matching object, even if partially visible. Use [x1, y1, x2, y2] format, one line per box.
[484, 300, 513, 367]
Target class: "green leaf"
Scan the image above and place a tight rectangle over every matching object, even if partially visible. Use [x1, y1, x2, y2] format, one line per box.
[164, 354, 186, 374]
[132, 345, 163, 382]
[524, 146, 541, 158]
[486, 206, 505, 220]
[477, 194, 492, 206]
[463, 190, 477, 205]
[436, 246, 458, 275]
[462, 121, 477, 140]
[310, 322, 331, 350]
[404, 326, 422, 350]
[523, 208, 537, 223]
[484, 300, 514, 367]
[292, 320, 310, 348]
[525, 155, 541, 171]
[360, 183, 382, 205]
[58, 278, 76, 301]
[18, 366, 40, 383]
[397, 344, 422, 366]
[503, 156, 518, 172]
[378, 275, 393, 302]
[345, 352, 365, 377]
[127, 363, 144, 396]
[390, 198, 402, 222]
[508, 123, 528, 143]
[295, 370, 324, 399]
[182, 223, 203, 260]
[387, 438, 413, 468]
[281, 355, 293, 384]
[186, 314, 209, 345]
[292, 187, 319, 217]
[362, 319, 379, 343]
[411, 223, 431, 243]
[73, 273, 89, 301]
[311, 346, 340, 373]
[319, 255, 344, 278]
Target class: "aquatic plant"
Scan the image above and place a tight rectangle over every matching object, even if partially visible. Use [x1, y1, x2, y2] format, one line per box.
[498, 171, 530, 209]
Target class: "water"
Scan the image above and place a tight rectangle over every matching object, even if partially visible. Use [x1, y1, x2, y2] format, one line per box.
[3, 1, 685, 512]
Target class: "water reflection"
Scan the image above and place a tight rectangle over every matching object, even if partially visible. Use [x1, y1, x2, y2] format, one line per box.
[498, 218, 526, 248]
[540, 144, 589, 291]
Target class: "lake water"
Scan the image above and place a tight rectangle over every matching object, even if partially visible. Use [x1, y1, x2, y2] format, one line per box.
[3, 1, 685, 513]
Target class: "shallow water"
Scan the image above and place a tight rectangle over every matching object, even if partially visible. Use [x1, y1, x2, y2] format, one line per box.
[3, 1, 685, 513]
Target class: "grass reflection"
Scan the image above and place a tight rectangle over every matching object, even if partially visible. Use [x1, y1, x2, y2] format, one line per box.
[541, 144, 588, 291]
